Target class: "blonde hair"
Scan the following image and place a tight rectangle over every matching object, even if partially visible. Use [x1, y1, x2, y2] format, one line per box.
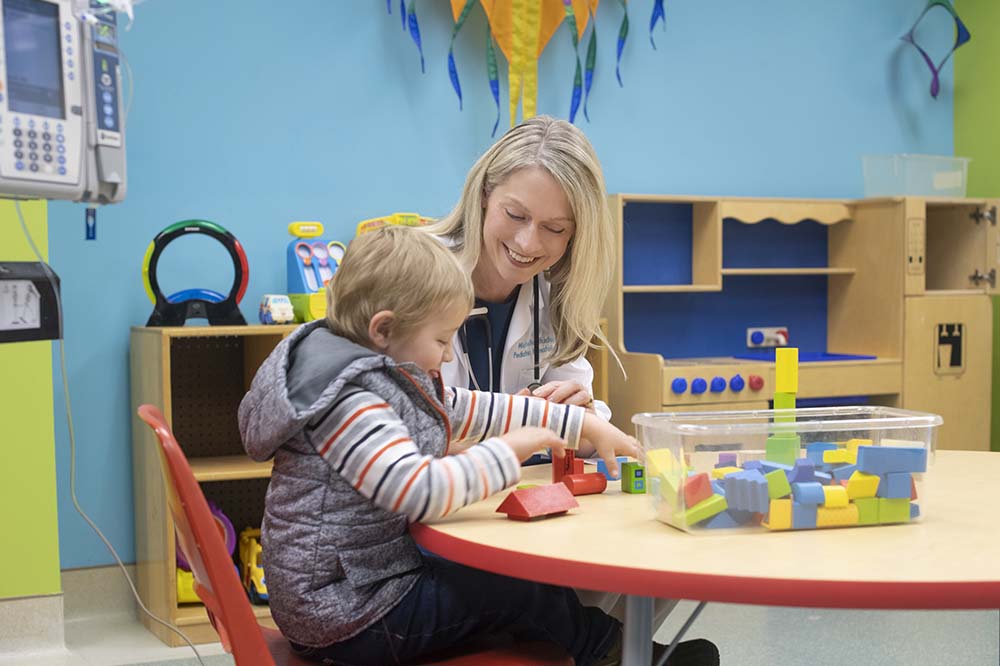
[424, 115, 614, 366]
[326, 226, 474, 345]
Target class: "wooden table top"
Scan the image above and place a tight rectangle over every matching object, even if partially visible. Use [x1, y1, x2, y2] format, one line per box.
[410, 451, 1000, 609]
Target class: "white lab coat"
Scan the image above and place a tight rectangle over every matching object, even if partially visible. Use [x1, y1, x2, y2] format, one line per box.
[440, 275, 612, 421]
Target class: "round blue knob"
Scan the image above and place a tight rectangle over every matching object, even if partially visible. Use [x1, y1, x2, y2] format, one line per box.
[691, 378, 708, 394]
[671, 377, 688, 394]
[710, 376, 726, 393]
[729, 374, 745, 392]
[750, 330, 765, 345]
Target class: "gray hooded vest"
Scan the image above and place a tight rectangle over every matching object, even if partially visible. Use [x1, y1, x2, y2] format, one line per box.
[238, 320, 452, 647]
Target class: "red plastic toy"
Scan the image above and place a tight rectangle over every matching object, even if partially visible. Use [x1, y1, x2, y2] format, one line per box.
[497, 483, 580, 521]
[561, 472, 608, 496]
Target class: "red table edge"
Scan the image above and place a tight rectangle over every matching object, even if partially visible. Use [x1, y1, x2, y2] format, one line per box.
[410, 523, 1000, 610]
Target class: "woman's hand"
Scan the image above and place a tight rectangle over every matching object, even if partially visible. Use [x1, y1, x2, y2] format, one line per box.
[580, 414, 641, 479]
[516, 380, 595, 412]
[500, 427, 568, 463]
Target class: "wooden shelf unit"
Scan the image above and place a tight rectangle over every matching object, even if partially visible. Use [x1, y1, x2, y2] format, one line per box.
[130, 324, 294, 646]
[603, 195, 998, 452]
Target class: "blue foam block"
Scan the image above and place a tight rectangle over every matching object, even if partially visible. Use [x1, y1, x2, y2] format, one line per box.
[806, 442, 838, 465]
[878, 472, 912, 499]
[711, 480, 726, 496]
[704, 510, 742, 529]
[596, 456, 629, 481]
[791, 481, 825, 505]
[788, 459, 815, 483]
[743, 460, 763, 471]
[856, 446, 927, 475]
[760, 461, 793, 475]
[832, 464, 858, 483]
[792, 502, 817, 529]
[910, 503, 920, 519]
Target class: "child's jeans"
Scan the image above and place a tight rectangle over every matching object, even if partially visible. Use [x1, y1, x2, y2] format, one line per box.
[289, 551, 620, 666]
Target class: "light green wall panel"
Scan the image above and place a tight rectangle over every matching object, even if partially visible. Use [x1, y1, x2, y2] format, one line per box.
[0, 199, 61, 598]
[955, 1, 1000, 452]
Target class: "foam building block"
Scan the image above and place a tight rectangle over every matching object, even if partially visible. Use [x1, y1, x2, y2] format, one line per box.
[743, 460, 764, 471]
[711, 465, 742, 479]
[562, 472, 608, 496]
[856, 446, 927, 475]
[878, 498, 910, 523]
[775, 347, 798, 393]
[675, 494, 727, 526]
[806, 442, 838, 465]
[823, 449, 853, 465]
[816, 504, 859, 528]
[791, 481, 825, 505]
[846, 471, 880, 499]
[832, 464, 858, 483]
[910, 503, 921, 520]
[878, 472, 912, 499]
[765, 434, 800, 466]
[822, 485, 849, 508]
[684, 473, 713, 508]
[854, 497, 879, 525]
[716, 452, 738, 467]
[497, 483, 579, 521]
[765, 469, 792, 499]
[788, 459, 815, 483]
[792, 502, 817, 529]
[759, 460, 794, 475]
[762, 499, 792, 530]
[621, 462, 646, 494]
[724, 469, 769, 512]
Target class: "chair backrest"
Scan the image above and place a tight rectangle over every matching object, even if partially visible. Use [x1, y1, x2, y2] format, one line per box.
[137, 404, 275, 666]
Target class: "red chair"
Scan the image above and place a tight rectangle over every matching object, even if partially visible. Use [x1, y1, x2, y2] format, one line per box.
[137, 405, 571, 666]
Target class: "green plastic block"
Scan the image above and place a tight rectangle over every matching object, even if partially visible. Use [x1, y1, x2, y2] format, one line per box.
[765, 469, 792, 499]
[773, 391, 796, 423]
[854, 497, 880, 525]
[765, 434, 801, 466]
[674, 494, 727, 526]
[621, 462, 646, 494]
[879, 498, 911, 524]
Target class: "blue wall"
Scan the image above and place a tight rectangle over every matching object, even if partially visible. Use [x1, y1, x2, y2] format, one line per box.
[47, 1, 954, 567]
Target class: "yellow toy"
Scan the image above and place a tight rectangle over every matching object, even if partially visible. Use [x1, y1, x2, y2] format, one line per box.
[239, 528, 268, 604]
[355, 212, 434, 236]
[176, 568, 199, 604]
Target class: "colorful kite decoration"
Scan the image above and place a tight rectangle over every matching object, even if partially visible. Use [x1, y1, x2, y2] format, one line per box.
[389, 1, 668, 134]
[902, 0, 970, 99]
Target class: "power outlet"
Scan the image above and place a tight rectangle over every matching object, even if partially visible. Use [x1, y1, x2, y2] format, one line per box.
[747, 326, 789, 348]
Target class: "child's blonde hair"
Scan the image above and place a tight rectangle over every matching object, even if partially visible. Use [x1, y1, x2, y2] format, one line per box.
[424, 115, 614, 367]
[326, 226, 474, 344]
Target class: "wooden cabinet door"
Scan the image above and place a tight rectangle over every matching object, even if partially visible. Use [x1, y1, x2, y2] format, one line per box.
[903, 294, 992, 450]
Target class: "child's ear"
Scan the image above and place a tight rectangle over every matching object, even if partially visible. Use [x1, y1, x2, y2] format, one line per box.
[368, 311, 395, 350]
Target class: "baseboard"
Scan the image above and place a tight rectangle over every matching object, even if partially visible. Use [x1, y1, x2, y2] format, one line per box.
[0, 593, 64, 655]
[61, 564, 139, 622]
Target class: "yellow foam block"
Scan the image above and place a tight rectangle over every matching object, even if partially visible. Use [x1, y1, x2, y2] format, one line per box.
[822, 448, 853, 465]
[646, 449, 679, 476]
[775, 347, 798, 393]
[816, 504, 859, 528]
[711, 466, 742, 479]
[762, 499, 792, 530]
[822, 485, 849, 508]
[846, 471, 880, 499]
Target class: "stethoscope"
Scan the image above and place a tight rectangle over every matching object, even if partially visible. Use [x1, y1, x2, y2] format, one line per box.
[458, 275, 542, 393]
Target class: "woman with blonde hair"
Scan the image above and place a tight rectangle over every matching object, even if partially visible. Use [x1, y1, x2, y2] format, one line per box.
[428, 115, 615, 420]
[427, 116, 720, 666]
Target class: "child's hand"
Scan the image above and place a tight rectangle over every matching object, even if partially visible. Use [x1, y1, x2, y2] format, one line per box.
[515, 380, 595, 412]
[580, 414, 641, 479]
[500, 427, 568, 463]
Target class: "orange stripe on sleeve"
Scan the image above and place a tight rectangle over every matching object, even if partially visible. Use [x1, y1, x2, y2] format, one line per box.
[319, 402, 390, 456]
[458, 391, 477, 440]
[442, 460, 455, 516]
[541, 400, 550, 428]
[354, 437, 410, 489]
[392, 459, 431, 512]
[503, 395, 514, 434]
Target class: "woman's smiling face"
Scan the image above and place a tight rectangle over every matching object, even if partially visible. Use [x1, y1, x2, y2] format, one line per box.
[475, 166, 575, 301]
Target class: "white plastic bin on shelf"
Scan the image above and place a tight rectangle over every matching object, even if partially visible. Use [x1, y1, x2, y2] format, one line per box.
[633, 406, 941, 534]
[862, 154, 969, 197]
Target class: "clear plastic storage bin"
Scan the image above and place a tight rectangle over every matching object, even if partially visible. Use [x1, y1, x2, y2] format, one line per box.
[862, 154, 969, 198]
[633, 406, 941, 533]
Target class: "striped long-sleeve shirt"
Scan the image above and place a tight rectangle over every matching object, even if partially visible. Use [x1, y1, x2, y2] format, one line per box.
[306, 385, 585, 523]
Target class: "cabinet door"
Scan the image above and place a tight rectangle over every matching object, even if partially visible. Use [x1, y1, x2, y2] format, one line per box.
[903, 294, 992, 450]
[986, 199, 1000, 296]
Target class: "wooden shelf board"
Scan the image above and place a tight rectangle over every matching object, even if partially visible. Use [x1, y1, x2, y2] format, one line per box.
[131, 324, 298, 338]
[175, 602, 272, 626]
[622, 284, 722, 293]
[190, 455, 273, 481]
[721, 267, 856, 276]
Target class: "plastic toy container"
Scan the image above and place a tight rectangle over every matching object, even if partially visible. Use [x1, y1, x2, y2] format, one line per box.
[633, 406, 941, 533]
[862, 154, 969, 198]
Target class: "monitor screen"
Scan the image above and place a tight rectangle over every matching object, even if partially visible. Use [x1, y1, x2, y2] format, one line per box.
[3, 0, 65, 119]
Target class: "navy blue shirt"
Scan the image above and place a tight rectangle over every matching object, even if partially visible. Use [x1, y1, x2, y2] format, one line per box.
[464, 294, 517, 392]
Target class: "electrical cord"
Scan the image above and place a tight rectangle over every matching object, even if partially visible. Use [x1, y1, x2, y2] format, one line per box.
[14, 201, 207, 666]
